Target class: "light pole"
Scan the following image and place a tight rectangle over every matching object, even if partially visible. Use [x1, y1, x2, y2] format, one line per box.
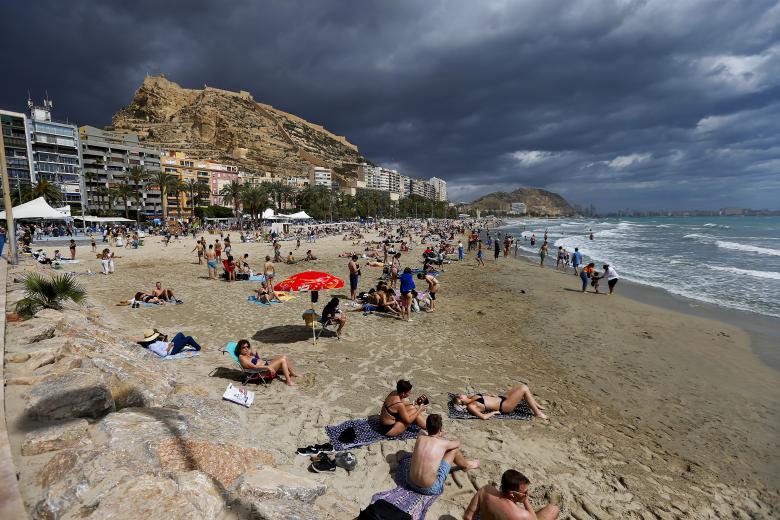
[0, 127, 18, 264]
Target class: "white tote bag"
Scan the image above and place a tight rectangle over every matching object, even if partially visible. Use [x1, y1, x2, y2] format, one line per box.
[222, 383, 255, 408]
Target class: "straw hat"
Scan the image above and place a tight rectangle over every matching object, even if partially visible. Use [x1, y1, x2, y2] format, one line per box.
[141, 329, 160, 342]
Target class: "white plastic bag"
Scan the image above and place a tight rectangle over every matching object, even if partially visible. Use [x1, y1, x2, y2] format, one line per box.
[222, 383, 255, 408]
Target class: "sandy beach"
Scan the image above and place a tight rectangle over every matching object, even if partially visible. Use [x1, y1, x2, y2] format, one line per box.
[5, 231, 779, 518]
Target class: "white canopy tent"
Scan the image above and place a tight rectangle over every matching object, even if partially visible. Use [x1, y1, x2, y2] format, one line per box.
[0, 197, 73, 220]
[73, 216, 135, 223]
[287, 211, 313, 220]
[261, 208, 277, 219]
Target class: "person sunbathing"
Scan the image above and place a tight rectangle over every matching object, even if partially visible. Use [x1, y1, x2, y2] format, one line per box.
[451, 384, 547, 420]
[134, 291, 161, 305]
[286, 251, 296, 264]
[379, 379, 428, 436]
[138, 329, 202, 358]
[305, 250, 317, 260]
[405, 414, 479, 496]
[464, 469, 559, 520]
[152, 281, 179, 302]
[255, 280, 281, 303]
[235, 339, 298, 386]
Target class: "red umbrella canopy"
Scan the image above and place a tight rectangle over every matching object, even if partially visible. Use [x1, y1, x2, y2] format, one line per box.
[273, 271, 345, 292]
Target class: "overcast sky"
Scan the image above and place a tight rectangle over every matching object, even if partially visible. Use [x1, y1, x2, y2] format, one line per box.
[2, 1, 779, 211]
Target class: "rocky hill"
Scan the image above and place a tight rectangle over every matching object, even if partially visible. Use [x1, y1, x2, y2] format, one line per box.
[110, 76, 363, 179]
[469, 187, 575, 216]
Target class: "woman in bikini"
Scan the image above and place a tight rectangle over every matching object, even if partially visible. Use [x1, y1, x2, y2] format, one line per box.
[255, 280, 280, 303]
[390, 253, 401, 289]
[379, 379, 429, 436]
[451, 383, 547, 420]
[264, 256, 275, 287]
[235, 339, 299, 386]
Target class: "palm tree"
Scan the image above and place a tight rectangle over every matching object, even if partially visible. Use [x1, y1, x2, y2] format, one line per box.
[184, 178, 205, 219]
[128, 166, 148, 224]
[219, 180, 244, 220]
[240, 184, 268, 227]
[149, 170, 176, 220]
[15, 273, 86, 319]
[170, 178, 186, 218]
[22, 180, 64, 205]
[116, 180, 135, 219]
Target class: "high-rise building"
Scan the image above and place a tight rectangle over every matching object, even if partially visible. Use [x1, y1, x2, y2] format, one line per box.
[26, 98, 85, 210]
[79, 126, 162, 217]
[429, 177, 447, 202]
[0, 110, 34, 202]
[310, 166, 332, 187]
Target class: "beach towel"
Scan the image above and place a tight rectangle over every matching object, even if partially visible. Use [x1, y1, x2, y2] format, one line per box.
[366, 455, 439, 520]
[162, 351, 201, 360]
[325, 416, 420, 451]
[247, 296, 283, 305]
[447, 393, 533, 420]
[55, 259, 80, 264]
[248, 274, 266, 282]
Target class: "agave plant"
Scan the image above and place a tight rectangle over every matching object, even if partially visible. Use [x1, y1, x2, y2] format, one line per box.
[16, 273, 87, 319]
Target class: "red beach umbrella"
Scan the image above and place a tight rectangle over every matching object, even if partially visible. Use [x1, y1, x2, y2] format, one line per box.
[273, 271, 344, 292]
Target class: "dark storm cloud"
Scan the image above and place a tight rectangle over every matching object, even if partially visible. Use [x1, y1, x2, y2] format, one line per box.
[3, 0, 779, 210]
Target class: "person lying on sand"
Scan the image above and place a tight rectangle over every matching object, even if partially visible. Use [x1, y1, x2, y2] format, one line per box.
[464, 469, 559, 520]
[138, 329, 202, 358]
[405, 414, 479, 496]
[134, 291, 162, 305]
[235, 339, 298, 386]
[451, 384, 547, 421]
[379, 379, 429, 436]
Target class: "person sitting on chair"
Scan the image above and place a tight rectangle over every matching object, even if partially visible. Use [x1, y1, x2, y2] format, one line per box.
[235, 339, 298, 386]
[321, 297, 346, 339]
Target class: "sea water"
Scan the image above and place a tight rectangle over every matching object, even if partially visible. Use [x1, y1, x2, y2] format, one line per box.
[500, 216, 780, 319]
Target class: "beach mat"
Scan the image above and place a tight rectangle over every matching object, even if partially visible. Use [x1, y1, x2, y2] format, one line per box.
[367, 455, 438, 520]
[325, 416, 420, 451]
[163, 351, 201, 360]
[248, 274, 266, 282]
[447, 393, 533, 420]
[247, 296, 283, 306]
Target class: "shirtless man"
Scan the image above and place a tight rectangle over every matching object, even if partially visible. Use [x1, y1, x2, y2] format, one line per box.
[206, 244, 218, 279]
[464, 469, 559, 520]
[264, 256, 275, 287]
[406, 414, 479, 496]
[192, 239, 205, 265]
[152, 281, 178, 302]
[348, 254, 360, 301]
[417, 272, 440, 311]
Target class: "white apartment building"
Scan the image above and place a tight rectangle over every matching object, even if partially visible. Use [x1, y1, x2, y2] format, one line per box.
[310, 166, 332, 187]
[429, 177, 447, 202]
[510, 202, 526, 215]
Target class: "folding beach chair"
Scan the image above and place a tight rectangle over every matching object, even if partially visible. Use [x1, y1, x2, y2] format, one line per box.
[315, 316, 338, 341]
[220, 342, 276, 386]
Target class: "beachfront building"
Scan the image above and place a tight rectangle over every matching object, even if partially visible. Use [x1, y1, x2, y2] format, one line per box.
[429, 177, 447, 202]
[510, 202, 526, 215]
[310, 166, 332, 187]
[0, 110, 34, 202]
[240, 171, 275, 187]
[79, 126, 162, 217]
[26, 99, 85, 212]
[160, 151, 238, 217]
[287, 176, 309, 189]
[410, 178, 436, 200]
[359, 163, 407, 200]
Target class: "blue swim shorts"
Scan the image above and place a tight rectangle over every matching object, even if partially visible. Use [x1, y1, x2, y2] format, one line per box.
[406, 460, 451, 496]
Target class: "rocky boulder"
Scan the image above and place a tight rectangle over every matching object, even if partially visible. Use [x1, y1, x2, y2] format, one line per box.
[232, 467, 326, 504]
[22, 419, 90, 456]
[24, 368, 114, 421]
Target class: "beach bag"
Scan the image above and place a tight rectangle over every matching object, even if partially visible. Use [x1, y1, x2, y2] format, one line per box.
[338, 427, 357, 444]
[222, 383, 255, 408]
[358, 500, 411, 520]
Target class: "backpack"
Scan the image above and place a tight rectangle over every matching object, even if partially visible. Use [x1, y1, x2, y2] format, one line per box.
[358, 500, 411, 520]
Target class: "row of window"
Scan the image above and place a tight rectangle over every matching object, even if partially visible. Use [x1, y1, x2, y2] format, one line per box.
[32, 122, 76, 138]
[34, 152, 79, 165]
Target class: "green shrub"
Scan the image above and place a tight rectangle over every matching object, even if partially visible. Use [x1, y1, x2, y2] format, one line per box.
[16, 273, 86, 319]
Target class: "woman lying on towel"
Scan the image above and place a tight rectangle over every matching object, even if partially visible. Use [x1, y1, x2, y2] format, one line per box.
[451, 384, 548, 420]
[379, 379, 429, 436]
[133, 291, 162, 305]
[236, 339, 299, 386]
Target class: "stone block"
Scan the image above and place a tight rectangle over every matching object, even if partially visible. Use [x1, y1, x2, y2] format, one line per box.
[232, 467, 327, 504]
[25, 369, 114, 421]
[22, 419, 90, 456]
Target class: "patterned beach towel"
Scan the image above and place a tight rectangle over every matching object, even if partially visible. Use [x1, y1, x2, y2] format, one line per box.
[325, 416, 420, 451]
[247, 296, 283, 306]
[447, 393, 533, 420]
[367, 455, 438, 520]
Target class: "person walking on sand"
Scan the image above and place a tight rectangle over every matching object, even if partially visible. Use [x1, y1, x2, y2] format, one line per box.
[539, 241, 548, 267]
[417, 272, 439, 312]
[206, 244, 218, 279]
[476, 240, 485, 266]
[494, 238, 500, 261]
[555, 246, 565, 270]
[69, 239, 76, 260]
[390, 252, 401, 289]
[264, 256, 275, 288]
[214, 239, 222, 261]
[603, 264, 619, 294]
[91, 235, 96, 253]
[404, 414, 480, 496]
[464, 469, 560, 520]
[192, 239, 204, 265]
[399, 267, 416, 321]
[348, 254, 360, 301]
[458, 240, 464, 261]
[571, 247, 582, 276]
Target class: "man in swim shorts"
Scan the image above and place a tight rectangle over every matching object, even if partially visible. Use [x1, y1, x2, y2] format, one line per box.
[405, 414, 479, 495]
[348, 254, 360, 301]
[206, 244, 218, 279]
